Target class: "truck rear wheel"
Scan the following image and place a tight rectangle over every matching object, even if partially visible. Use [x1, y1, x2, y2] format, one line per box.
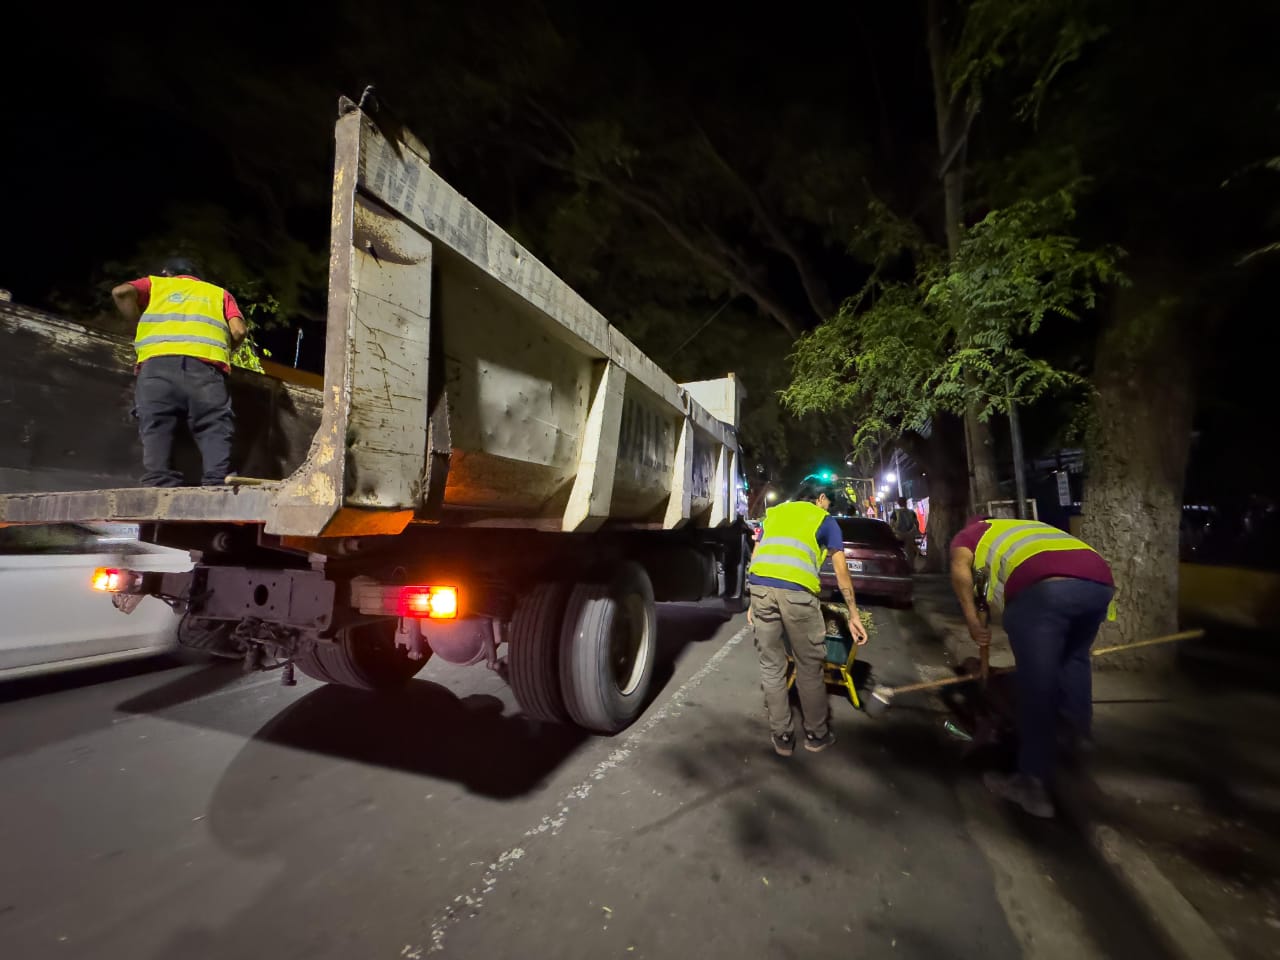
[723, 531, 752, 613]
[559, 562, 657, 734]
[294, 620, 430, 691]
[508, 581, 571, 722]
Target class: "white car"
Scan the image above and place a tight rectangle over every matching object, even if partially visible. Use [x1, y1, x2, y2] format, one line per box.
[0, 523, 192, 680]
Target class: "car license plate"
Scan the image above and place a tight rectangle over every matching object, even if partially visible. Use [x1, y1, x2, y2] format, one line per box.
[846, 559, 863, 572]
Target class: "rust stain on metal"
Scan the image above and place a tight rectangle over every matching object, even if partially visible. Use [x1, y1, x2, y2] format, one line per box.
[320, 507, 413, 537]
[352, 196, 426, 266]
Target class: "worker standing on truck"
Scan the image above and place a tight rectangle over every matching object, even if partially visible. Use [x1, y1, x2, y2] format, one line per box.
[747, 475, 868, 757]
[949, 516, 1116, 818]
[111, 258, 247, 487]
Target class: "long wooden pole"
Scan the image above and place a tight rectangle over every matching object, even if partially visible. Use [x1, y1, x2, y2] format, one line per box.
[876, 628, 1206, 699]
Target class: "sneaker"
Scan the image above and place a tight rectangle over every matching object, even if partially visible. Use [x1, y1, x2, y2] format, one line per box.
[803, 729, 837, 753]
[983, 771, 1055, 818]
[771, 733, 795, 757]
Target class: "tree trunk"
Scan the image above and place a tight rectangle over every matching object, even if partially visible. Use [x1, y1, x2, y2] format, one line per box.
[1081, 280, 1195, 668]
[966, 413, 1001, 510]
[927, 0, 1000, 511]
[919, 414, 970, 573]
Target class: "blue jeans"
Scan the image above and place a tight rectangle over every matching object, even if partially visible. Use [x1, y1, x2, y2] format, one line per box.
[1002, 578, 1114, 780]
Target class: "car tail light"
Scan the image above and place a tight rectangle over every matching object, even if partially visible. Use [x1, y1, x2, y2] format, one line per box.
[396, 585, 459, 619]
[91, 567, 128, 592]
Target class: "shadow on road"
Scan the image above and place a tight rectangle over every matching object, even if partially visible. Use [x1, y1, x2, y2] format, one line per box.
[648, 601, 735, 699]
[0, 651, 186, 705]
[104, 601, 736, 802]
[228, 681, 588, 800]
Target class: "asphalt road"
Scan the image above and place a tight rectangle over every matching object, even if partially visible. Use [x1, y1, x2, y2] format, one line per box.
[0, 602, 1170, 960]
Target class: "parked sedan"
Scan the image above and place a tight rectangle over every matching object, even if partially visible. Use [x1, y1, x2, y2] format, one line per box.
[818, 516, 913, 606]
[0, 523, 192, 680]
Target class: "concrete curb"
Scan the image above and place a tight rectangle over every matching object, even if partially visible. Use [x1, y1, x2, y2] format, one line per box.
[1090, 823, 1234, 960]
[909, 583, 1238, 960]
[1055, 785, 1236, 960]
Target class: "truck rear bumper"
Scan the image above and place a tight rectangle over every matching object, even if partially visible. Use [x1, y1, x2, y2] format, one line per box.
[0, 486, 277, 526]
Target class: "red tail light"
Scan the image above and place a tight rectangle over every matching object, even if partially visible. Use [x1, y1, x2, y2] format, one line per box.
[396, 585, 459, 619]
[91, 568, 128, 592]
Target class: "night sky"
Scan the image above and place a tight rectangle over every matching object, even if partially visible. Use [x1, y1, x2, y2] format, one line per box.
[3, 1, 1277, 497]
[2, 3, 921, 302]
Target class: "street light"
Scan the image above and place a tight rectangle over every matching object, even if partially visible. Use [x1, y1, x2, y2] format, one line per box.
[766, 491, 778, 502]
[885, 472, 896, 484]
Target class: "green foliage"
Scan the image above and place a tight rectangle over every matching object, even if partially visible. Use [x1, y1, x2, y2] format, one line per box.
[785, 187, 1123, 456]
[951, 0, 1109, 124]
[229, 332, 270, 374]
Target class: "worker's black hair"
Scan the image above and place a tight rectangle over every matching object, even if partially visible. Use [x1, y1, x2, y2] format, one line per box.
[792, 475, 837, 504]
[159, 256, 200, 278]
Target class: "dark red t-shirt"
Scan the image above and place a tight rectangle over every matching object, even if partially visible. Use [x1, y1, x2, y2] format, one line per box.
[129, 275, 242, 374]
[951, 520, 1114, 605]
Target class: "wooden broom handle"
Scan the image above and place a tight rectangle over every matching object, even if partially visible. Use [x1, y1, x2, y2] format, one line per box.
[881, 629, 1204, 698]
[879, 672, 1002, 697]
[1092, 628, 1204, 657]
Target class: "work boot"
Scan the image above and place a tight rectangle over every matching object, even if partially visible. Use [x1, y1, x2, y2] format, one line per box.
[771, 733, 795, 757]
[983, 771, 1055, 818]
[803, 728, 837, 753]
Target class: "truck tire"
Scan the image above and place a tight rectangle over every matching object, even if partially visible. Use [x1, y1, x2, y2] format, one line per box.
[294, 620, 430, 691]
[723, 531, 752, 614]
[559, 562, 657, 734]
[508, 581, 571, 722]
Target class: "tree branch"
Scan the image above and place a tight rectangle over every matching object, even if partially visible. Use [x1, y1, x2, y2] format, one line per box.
[519, 141, 805, 337]
[692, 121, 836, 320]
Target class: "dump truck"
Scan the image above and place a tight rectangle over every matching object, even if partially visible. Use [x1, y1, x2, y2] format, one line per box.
[0, 96, 750, 733]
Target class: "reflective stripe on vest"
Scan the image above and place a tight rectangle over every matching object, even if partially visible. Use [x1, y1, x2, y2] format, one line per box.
[134, 276, 231, 366]
[748, 500, 829, 593]
[973, 519, 1114, 618]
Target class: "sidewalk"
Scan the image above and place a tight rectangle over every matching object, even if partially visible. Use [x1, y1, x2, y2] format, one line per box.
[912, 574, 1280, 960]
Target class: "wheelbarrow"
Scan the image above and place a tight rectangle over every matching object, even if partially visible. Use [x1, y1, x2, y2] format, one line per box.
[785, 603, 867, 708]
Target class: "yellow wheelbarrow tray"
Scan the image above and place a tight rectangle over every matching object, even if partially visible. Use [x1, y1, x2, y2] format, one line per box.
[785, 603, 870, 708]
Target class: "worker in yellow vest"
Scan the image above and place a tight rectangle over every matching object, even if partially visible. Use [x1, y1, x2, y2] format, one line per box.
[950, 515, 1115, 818]
[747, 476, 868, 757]
[111, 258, 247, 486]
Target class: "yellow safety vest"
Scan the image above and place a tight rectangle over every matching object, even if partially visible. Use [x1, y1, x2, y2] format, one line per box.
[134, 276, 231, 366]
[748, 500, 830, 593]
[973, 519, 1116, 619]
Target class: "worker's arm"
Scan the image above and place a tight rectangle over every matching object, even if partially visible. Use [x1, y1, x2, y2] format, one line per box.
[830, 550, 868, 645]
[227, 314, 248, 348]
[111, 283, 141, 324]
[223, 291, 249, 349]
[949, 546, 991, 647]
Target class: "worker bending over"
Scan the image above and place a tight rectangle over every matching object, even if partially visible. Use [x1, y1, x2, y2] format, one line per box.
[950, 516, 1115, 818]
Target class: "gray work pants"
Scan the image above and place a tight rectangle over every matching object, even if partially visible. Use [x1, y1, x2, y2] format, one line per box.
[134, 356, 234, 487]
[749, 584, 830, 738]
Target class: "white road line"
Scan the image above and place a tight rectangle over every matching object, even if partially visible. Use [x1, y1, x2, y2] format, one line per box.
[419, 622, 751, 955]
